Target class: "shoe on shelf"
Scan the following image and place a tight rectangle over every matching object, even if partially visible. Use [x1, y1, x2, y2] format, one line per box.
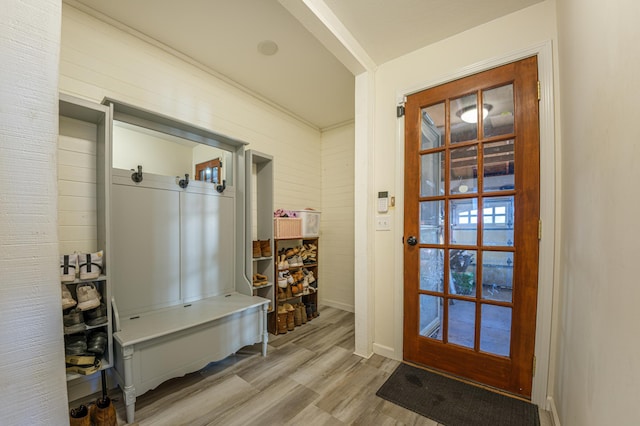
[61, 254, 78, 283]
[65, 354, 96, 366]
[277, 305, 288, 334]
[253, 273, 268, 282]
[252, 240, 262, 258]
[259, 239, 272, 257]
[63, 308, 86, 334]
[87, 331, 108, 356]
[277, 273, 288, 289]
[78, 251, 103, 280]
[62, 284, 77, 310]
[84, 303, 107, 327]
[66, 358, 101, 376]
[65, 334, 87, 355]
[302, 276, 310, 291]
[76, 283, 101, 311]
[278, 287, 287, 301]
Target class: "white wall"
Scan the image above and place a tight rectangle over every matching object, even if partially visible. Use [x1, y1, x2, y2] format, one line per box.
[58, 116, 99, 255]
[60, 3, 322, 212]
[0, 0, 69, 424]
[320, 123, 355, 311]
[554, 0, 640, 424]
[58, 1, 367, 360]
[367, 0, 559, 395]
[112, 123, 193, 177]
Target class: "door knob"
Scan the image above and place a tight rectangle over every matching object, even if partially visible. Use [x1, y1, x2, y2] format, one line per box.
[407, 236, 418, 246]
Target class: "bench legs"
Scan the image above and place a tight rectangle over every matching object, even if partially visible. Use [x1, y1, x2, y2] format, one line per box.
[122, 345, 137, 424]
[261, 303, 269, 357]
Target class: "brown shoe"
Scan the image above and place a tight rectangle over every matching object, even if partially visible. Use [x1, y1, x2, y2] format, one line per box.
[259, 239, 272, 257]
[252, 241, 262, 258]
[92, 397, 118, 426]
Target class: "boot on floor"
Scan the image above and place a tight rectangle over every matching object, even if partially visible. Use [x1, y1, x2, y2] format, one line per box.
[92, 397, 118, 426]
[69, 405, 90, 426]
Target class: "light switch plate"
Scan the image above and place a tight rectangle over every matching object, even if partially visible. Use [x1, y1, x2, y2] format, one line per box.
[376, 215, 391, 231]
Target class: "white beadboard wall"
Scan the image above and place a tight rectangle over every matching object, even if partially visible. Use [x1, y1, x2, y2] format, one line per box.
[320, 123, 355, 311]
[60, 4, 322, 214]
[58, 116, 99, 255]
[0, 0, 68, 424]
[59, 4, 357, 312]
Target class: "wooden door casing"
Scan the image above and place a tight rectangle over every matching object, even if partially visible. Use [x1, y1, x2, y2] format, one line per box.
[403, 56, 540, 397]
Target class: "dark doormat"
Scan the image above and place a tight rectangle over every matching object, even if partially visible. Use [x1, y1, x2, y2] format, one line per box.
[376, 363, 540, 426]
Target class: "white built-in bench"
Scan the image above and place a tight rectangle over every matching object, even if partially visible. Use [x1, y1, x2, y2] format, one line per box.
[112, 292, 269, 423]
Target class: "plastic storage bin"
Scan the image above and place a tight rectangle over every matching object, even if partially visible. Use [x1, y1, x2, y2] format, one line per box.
[294, 210, 321, 237]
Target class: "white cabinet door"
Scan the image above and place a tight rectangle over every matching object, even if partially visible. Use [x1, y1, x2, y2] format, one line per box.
[112, 184, 181, 316]
[180, 191, 235, 302]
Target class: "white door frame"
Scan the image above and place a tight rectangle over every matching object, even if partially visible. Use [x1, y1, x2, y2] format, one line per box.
[390, 41, 557, 406]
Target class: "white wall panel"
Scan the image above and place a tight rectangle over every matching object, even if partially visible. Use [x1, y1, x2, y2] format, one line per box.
[554, 0, 640, 424]
[58, 116, 99, 256]
[0, 0, 67, 423]
[180, 192, 235, 302]
[320, 123, 355, 311]
[111, 184, 182, 316]
[60, 4, 322, 216]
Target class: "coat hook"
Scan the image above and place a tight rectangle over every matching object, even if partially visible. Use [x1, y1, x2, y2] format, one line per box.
[178, 174, 189, 189]
[131, 165, 143, 183]
[216, 179, 226, 194]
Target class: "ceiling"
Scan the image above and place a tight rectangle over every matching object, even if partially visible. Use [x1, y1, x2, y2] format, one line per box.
[68, 0, 543, 130]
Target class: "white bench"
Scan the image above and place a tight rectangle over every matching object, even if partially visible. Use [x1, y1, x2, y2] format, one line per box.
[112, 292, 269, 423]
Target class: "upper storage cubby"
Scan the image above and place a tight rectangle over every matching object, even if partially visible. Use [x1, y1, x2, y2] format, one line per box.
[103, 99, 251, 318]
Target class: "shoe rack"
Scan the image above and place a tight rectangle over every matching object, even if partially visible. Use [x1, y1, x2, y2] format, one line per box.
[245, 150, 275, 314]
[273, 237, 319, 335]
[59, 94, 114, 394]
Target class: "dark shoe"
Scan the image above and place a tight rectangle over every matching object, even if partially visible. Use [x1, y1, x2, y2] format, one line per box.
[305, 304, 312, 321]
[65, 334, 87, 355]
[63, 308, 85, 334]
[69, 405, 90, 426]
[85, 303, 107, 326]
[87, 331, 108, 356]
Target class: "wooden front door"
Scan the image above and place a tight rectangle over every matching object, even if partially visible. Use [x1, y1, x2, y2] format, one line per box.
[403, 56, 540, 397]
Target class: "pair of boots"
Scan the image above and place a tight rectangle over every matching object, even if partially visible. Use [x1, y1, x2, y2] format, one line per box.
[69, 397, 117, 426]
[252, 239, 272, 258]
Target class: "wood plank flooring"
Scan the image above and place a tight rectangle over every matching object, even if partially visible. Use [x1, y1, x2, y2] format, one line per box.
[75, 306, 553, 425]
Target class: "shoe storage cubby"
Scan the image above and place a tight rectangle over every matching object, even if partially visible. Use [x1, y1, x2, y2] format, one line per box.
[246, 150, 275, 315]
[61, 276, 110, 378]
[58, 94, 113, 392]
[273, 237, 319, 335]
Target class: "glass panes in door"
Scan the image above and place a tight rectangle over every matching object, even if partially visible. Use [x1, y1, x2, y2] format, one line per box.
[404, 56, 540, 397]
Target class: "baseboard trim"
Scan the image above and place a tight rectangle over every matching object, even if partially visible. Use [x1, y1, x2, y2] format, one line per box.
[321, 299, 354, 313]
[547, 396, 561, 426]
[373, 342, 399, 360]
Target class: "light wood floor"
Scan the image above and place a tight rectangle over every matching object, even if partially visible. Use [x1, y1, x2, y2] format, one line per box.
[82, 306, 553, 425]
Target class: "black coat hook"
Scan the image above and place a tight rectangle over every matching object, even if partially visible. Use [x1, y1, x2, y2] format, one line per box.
[216, 179, 226, 194]
[178, 174, 189, 189]
[131, 165, 143, 183]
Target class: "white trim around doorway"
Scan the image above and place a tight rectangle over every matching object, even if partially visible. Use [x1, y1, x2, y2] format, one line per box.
[392, 40, 557, 407]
